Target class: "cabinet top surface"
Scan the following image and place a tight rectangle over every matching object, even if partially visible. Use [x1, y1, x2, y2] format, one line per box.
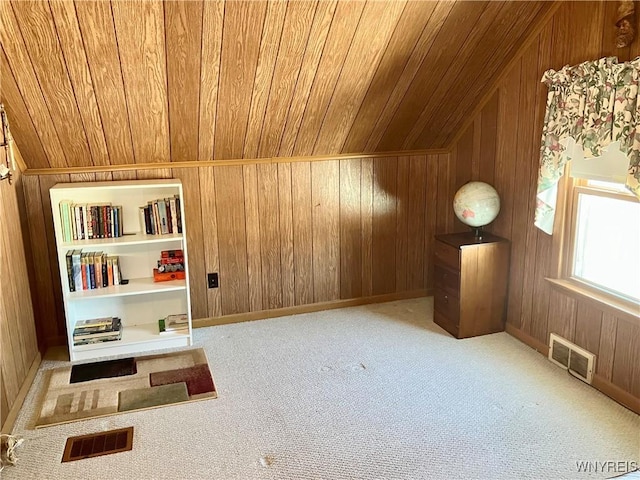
[435, 231, 508, 249]
[51, 179, 182, 191]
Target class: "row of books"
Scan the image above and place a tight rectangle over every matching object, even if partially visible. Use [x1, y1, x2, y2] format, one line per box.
[65, 250, 123, 292]
[140, 196, 182, 236]
[73, 317, 122, 346]
[158, 313, 188, 335]
[59, 202, 124, 242]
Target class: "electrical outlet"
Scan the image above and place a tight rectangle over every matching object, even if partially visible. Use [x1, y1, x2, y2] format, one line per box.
[207, 273, 219, 289]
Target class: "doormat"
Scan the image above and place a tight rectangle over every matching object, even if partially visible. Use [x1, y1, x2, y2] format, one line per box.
[35, 348, 216, 428]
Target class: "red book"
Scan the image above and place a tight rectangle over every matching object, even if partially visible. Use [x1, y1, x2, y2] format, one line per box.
[159, 257, 184, 265]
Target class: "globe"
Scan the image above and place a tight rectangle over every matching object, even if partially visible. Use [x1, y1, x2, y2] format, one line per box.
[453, 181, 500, 228]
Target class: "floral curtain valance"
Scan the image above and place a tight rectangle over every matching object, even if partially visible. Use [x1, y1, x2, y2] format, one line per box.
[534, 56, 640, 234]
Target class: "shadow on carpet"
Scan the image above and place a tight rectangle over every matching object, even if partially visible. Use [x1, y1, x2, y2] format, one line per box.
[34, 348, 216, 428]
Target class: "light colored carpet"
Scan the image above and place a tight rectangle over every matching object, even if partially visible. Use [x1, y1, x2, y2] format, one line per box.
[3, 298, 639, 479]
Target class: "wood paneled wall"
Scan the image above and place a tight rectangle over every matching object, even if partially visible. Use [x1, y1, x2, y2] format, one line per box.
[1, 1, 554, 170]
[1, 170, 40, 431]
[448, 1, 640, 409]
[22, 153, 450, 349]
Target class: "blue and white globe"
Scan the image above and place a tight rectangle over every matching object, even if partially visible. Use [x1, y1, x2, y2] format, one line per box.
[453, 181, 501, 228]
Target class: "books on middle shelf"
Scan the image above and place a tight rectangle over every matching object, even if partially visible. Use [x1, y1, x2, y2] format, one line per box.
[64, 250, 122, 292]
[73, 317, 122, 345]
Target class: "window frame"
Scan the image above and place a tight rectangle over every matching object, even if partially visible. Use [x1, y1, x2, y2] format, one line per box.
[547, 169, 640, 320]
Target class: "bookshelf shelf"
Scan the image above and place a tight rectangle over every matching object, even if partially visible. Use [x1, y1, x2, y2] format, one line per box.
[67, 278, 187, 300]
[50, 179, 192, 362]
[57, 233, 184, 249]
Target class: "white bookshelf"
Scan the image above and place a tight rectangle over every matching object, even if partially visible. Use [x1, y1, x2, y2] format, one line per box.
[50, 179, 192, 362]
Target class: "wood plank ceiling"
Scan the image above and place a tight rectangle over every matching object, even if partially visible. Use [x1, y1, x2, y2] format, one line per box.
[0, 0, 553, 170]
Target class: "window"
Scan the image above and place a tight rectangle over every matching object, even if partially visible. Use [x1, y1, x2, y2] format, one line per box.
[568, 179, 640, 304]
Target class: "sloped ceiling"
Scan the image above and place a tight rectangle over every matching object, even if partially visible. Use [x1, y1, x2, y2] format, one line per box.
[1, 0, 554, 170]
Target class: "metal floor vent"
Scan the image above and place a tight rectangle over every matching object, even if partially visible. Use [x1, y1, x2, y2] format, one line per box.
[62, 427, 133, 463]
[548, 333, 595, 384]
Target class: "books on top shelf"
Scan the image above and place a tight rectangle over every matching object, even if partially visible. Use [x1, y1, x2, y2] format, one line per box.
[64, 250, 122, 292]
[158, 313, 188, 335]
[139, 195, 182, 236]
[73, 317, 122, 346]
[59, 202, 123, 242]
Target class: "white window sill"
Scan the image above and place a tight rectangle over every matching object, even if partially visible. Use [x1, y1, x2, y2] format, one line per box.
[545, 278, 640, 326]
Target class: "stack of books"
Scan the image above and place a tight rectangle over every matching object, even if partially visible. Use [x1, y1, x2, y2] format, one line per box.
[158, 314, 188, 335]
[153, 249, 185, 282]
[139, 195, 182, 235]
[73, 317, 123, 346]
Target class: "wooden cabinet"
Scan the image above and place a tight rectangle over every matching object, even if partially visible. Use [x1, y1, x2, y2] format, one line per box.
[433, 232, 510, 339]
[50, 179, 192, 362]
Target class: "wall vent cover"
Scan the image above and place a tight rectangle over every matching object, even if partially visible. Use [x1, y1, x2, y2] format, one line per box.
[548, 333, 595, 384]
[62, 427, 133, 463]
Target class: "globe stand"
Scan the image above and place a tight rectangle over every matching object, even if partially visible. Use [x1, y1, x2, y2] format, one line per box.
[472, 226, 484, 241]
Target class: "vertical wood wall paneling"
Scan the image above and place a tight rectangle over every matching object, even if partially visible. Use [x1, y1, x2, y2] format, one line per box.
[292, 0, 365, 157]
[311, 160, 340, 302]
[38, 174, 70, 342]
[407, 155, 427, 290]
[313, 0, 407, 155]
[291, 161, 314, 305]
[165, 0, 202, 162]
[74, 0, 136, 166]
[49, 0, 110, 167]
[453, 124, 473, 233]
[278, 163, 295, 308]
[242, 164, 264, 311]
[342, 1, 437, 153]
[372, 157, 397, 295]
[573, 301, 602, 356]
[198, 0, 224, 161]
[513, 38, 543, 337]
[0, 51, 49, 169]
[10, 1, 92, 167]
[1, 4, 68, 168]
[111, 0, 170, 163]
[395, 156, 410, 292]
[257, 1, 317, 158]
[21, 176, 59, 347]
[173, 168, 208, 320]
[363, 1, 456, 153]
[376, 1, 488, 152]
[424, 154, 440, 289]
[277, 0, 337, 158]
[258, 164, 283, 309]
[596, 313, 618, 380]
[214, 166, 250, 315]
[243, 0, 288, 160]
[478, 93, 498, 185]
[339, 158, 362, 299]
[405, 1, 505, 149]
[612, 321, 640, 397]
[199, 167, 222, 317]
[214, 1, 267, 159]
[360, 157, 374, 297]
[546, 290, 577, 342]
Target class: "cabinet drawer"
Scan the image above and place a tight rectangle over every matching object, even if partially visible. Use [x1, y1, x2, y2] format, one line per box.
[434, 310, 459, 338]
[434, 263, 460, 295]
[434, 240, 459, 271]
[433, 287, 460, 324]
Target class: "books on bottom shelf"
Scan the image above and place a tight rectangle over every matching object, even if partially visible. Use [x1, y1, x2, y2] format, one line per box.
[73, 317, 122, 346]
[158, 313, 188, 335]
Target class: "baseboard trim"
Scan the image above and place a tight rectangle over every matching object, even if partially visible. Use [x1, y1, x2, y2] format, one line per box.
[193, 290, 430, 328]
[592, 374, 640, 415]
[505, 323, 549, 355]
[505, 323, 640, 415]
[1, 352, 41, 434]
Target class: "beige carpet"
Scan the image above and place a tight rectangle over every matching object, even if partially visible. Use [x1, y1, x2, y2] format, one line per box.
[4, 298, 639, 479]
